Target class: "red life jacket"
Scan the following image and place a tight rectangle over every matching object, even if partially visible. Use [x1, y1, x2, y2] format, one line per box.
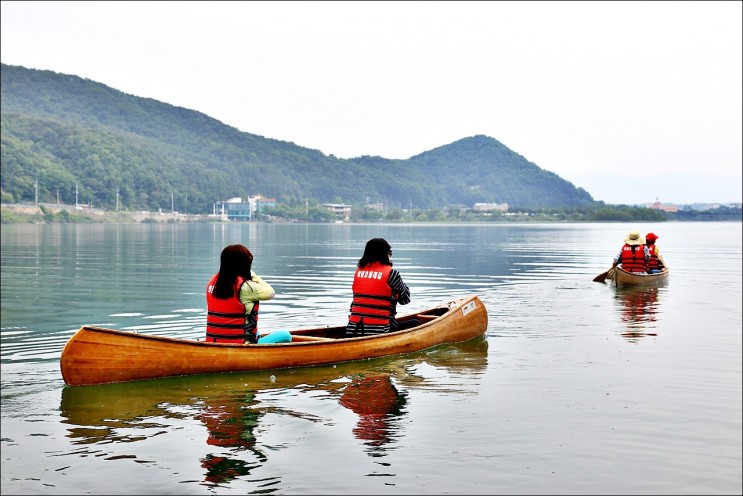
[348, 263, 395, 333]
[647, 244, 663, 271]
[205, 274, 259, 343]
[620, 244, 647, 273]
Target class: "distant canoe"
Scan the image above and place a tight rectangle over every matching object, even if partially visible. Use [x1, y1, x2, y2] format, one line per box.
[60, 295, 488, 386]
[612, 267, 669, 287]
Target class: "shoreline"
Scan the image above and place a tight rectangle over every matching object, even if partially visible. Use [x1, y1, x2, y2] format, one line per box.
[3, 202, 741, 224]
[1, 203, 217, 223]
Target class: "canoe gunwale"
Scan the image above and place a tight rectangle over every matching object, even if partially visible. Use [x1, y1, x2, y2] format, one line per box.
[74, 299, 459, 347]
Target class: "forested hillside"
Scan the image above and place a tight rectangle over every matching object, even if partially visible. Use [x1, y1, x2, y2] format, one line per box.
[1, 63, 595, 214]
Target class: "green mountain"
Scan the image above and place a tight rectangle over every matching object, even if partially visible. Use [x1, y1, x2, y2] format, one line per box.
[1, 63, 595, 213]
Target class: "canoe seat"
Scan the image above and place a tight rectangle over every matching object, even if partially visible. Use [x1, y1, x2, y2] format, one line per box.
[416, 314, 439, 323]
[291, 335, 334, 342]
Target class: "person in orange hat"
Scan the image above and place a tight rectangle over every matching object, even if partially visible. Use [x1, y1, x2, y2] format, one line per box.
[645, 232, 666, 273]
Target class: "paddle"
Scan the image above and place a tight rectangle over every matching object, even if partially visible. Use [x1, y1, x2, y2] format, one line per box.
[593, 266, 615, 283]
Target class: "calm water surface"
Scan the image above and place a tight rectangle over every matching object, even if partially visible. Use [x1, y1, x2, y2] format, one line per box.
[1, 222, 741, 495]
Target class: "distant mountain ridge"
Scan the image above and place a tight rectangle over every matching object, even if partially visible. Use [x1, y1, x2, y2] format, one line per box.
[1, 63, 595, 213]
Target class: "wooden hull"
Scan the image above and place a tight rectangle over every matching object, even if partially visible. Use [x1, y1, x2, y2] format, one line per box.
[612, 267, 669, 287]
[60, 335, 488, 427]
[60, 295, 488, 386]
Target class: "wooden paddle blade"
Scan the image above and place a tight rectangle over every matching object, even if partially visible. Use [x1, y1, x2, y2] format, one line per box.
[592, 271, 608, 282]
[593, 268, 613, 283]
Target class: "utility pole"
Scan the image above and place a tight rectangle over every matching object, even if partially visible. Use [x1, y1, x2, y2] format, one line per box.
[75, 183, 79, 207]
[116, 186, 120, 211]
[35, 178, 38, 205]
[171, 192, 174, 214]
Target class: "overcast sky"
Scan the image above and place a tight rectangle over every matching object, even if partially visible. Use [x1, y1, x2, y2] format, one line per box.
[2, 1, 741, 205]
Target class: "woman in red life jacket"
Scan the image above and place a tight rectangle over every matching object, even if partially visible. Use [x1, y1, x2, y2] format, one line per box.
[612, 230, 650, 274]
[346, 238, 419, 336]
[645, 232, 667, 273]
[206, 244, 289, 344]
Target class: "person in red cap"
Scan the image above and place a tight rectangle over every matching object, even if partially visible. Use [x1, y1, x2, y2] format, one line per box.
[645, 232, 666, 273]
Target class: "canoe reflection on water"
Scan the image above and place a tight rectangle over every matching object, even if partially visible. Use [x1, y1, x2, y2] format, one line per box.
[59, 335, 488, 485]
[613, 285, 663, 342]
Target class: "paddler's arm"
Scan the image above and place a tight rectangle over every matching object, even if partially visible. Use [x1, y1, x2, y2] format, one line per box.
[388, 269, 411, 305]
[239, 270, 276, 313]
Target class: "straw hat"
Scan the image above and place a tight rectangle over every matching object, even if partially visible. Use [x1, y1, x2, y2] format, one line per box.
[624, 230, 645, 245]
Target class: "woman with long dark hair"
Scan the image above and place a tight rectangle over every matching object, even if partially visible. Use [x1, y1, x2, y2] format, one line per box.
[346, 238, 418, 336]
[205, 244, 288, 344]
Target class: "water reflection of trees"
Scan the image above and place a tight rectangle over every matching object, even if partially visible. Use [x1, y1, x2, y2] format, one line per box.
[59, 335, 488, 486]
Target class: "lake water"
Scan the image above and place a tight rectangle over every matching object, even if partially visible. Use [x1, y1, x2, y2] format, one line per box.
[1, 222, 741, 495]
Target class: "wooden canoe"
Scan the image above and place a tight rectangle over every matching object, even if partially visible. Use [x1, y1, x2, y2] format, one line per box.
[612, 266, 669, 287]
[60, 294, 488, 386]
[59, 335, 489, 428]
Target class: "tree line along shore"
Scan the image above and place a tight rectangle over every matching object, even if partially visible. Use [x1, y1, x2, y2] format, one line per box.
[2, 201, 740, 224]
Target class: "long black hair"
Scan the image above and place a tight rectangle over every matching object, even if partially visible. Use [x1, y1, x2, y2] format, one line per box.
[357, 238, 392, 268]
[213, 244, 253, 299]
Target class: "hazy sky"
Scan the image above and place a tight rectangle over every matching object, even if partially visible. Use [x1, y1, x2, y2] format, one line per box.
[2, 1, 741, 205]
